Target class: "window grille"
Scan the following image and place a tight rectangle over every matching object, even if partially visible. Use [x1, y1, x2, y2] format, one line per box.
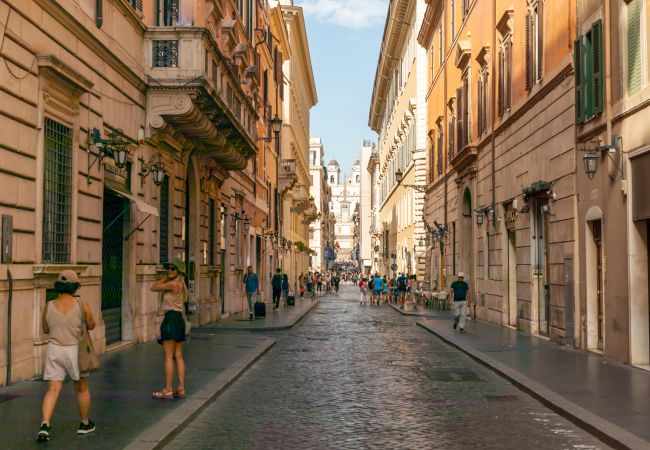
[209, 199, 216, 265]
[43, 118, 72, 263]
[153, 40, 178, 68]
[159, 175, 169, 263]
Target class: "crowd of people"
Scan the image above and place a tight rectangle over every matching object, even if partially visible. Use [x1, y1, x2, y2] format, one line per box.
[357, 272, 418, 307]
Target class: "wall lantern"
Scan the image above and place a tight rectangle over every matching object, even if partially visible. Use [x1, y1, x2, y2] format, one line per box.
[87, 127, 134, 183]
[395, 168, 404, 183]
[476, 213, 484, 226]
[580, 134, 622, 180]
[394, 168, 426, 192]
[139, 152, 166, 187]
[475, 205, 495, 227]
[259, 115, 283, 142]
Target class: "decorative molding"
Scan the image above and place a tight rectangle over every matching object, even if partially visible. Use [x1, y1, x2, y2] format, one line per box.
[496, 8, 515, 36]
[476, 45, 490, 67]
[455, 40, 472, 70]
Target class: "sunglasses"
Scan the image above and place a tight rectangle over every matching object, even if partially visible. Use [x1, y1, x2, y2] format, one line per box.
[163, 264, 178, 271]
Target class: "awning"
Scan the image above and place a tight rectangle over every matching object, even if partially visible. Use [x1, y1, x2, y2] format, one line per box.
[114, 191, 159, 217]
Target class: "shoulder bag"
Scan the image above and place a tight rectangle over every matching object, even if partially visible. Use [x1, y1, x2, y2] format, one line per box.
[77, 299, 100, 372]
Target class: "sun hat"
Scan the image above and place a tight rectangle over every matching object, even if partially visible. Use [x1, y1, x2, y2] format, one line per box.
[163, 257, 186, 274]
[458, 272, 465, 278]
[58, 270, 80, 284]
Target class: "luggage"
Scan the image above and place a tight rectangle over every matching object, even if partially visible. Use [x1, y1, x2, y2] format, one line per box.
[287, 295, 295, 306]
[254, 301, 266, 317]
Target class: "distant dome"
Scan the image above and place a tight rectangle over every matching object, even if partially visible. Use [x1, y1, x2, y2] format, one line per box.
[328, 159, 339, 166]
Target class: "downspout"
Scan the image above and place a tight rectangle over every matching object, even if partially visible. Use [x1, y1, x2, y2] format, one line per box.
[491, 0, 497, 223]
[442, 1, 448, 291]
[6, 268, 12, 386]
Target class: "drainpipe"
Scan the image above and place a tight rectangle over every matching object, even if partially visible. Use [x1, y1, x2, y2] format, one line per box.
[491, 0, 497, 223]
[441, 0, 448, 291]
[6, 268, 12, 386]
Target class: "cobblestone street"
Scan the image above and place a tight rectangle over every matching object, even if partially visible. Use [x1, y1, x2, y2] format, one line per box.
[167, 286, 608, 450]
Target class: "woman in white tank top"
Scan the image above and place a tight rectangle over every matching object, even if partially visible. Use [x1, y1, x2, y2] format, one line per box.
[37, 270, 96, 442]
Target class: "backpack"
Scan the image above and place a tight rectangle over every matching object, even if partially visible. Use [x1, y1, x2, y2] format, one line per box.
[272, 275, 282, 289]
[368, 279, 375, 290]
[398, 277, 407, 289]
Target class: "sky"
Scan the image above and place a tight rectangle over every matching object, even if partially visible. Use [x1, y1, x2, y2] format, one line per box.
[296, 0, 387, 176]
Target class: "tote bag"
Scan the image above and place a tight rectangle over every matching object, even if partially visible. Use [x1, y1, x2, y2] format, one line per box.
[77, 300, 100, 372]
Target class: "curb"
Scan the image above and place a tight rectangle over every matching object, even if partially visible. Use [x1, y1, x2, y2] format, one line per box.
[124, 337, 277, 450]
[213, 299, 320, 331]
[416, 320, 649, 450]
[387, 302, 448, 317]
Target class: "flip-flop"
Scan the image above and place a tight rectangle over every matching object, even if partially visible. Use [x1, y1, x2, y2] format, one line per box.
[152, 389, 173, 400]
[173, 388, 186, 398]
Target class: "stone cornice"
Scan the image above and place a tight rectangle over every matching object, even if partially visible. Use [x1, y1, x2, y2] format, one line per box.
[37, 55, 94, 93]
[32, 0, 146, 92]
[417, 0, 443, 48]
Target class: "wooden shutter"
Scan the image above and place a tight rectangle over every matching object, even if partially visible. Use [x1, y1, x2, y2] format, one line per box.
[477, 78, 483, 134]
[448, 116, 455, 161]
[462, 82, 469, 147]
[505, 40, 512, 110]
[498, 49, 504, 117]
[537, 0, 544, 81]
[525, 12, 533, 91]
[135, 0, 143, 12]
[574, 38, 585, 123]
[591, 20, 603, 115]
[627, 0, 642, 94]
[437, 131, 443, 175]
[456, 87, 464, 154]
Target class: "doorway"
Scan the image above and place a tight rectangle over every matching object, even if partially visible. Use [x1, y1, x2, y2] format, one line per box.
[507, 230, 517, 327]
[591, 220, 605, 350]
[102, 189, 127, 345]
[533, 199, 550, 336]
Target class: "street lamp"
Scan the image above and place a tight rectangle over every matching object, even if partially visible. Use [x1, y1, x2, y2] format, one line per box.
[394, 168, 426, 192]
[270, 115, 283, 135]
[580, 134, 623, 180]
[139, 153, 166, 187]
[583, 151, 600, 180]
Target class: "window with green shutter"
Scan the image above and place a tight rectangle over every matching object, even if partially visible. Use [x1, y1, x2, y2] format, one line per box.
[627, 0, 643, 95]
[43, 118, 72, 263]
[574, 19, 604, 123]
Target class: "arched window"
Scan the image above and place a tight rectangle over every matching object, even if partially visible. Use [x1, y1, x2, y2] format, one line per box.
[356, 175, 360, 183]
[330, 175, 334, 183]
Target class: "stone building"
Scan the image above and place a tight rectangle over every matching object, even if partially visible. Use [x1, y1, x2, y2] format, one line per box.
[419, 0, 577, 343]
[0, 0, 312, 385]
[327, 159, 360, 263]
[359, 140, 375, 274]
[275, 0, 318, 291]
[368, 0, 428, 279]
[308, 137, 333, 271]
[575, 0, 650, 366]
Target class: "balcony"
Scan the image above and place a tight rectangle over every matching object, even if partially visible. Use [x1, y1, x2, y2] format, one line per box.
[144, 27, 258, 170]
[279, 159, 298, 194]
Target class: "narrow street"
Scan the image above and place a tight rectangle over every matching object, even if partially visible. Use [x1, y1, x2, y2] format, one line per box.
[168, 286, 608, 450]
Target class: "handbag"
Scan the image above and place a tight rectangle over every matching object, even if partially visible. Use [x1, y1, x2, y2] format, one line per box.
[77, 299, 100, 373]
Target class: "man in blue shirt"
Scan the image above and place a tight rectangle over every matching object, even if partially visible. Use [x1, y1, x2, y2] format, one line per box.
[397, 273, 408, 308]
[242, 266, 259, 320]
[373, 274, 383, 305]
[449, 272, 470, 333]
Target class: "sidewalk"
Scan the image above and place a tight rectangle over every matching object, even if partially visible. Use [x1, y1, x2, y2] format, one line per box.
[207, 296, 320, 331]
[417, 316, 650, 450]
[0, 328, 275, 449]
[387, 302, 449, 317]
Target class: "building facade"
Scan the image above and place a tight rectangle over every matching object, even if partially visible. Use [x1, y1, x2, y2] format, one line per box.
[308, 137, 333, 271]
[575, 0, 650, 366]
[419, 0, 577, 344]
[275, 0, 318, 291]
[369, 0, 428, 279]
[359, 140, 375, 274]
[0, 0, 314, 385]
[327, 159, 360, 263]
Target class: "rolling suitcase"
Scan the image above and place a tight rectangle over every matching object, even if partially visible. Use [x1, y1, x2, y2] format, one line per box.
[287, 295, 295, 306]
[254, 292, 266, 317]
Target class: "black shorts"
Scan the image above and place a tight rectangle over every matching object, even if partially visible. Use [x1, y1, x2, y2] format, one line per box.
[160, 311, 185, 342]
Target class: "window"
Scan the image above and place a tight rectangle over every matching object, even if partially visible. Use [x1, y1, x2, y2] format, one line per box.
[356, 175, 360, 183]
[451, 0, 456, 38]
[448, 106, 456, 162]
[525, 0, 544, 91]
[330, 175, 334, 184]
[159, 175, 170, 263]
[428, 131, 435, 183]
[129, 0, 143, 12]
[456, 73, 469, 154]
[157, 0, 178, 26]
[437, 125, 444, 176]
[462, 0, 470, 18]
[574, 20, 604, 122]
[209, 199, 216, 265]
[274, 48, 284, 100]
[626, 0, 644, 95]
[43, 118, 72, 263]
[220, 205, 226, 252]
[246, 0, 255, 41]
[477, 65, 489, 135]
[439, 26, 444, 68]
[498, 35, 512, 116]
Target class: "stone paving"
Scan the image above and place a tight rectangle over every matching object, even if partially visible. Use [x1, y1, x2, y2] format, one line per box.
[167, 285, 609, 450]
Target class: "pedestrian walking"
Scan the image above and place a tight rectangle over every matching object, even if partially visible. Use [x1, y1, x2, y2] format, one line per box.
[359, 278, 369, 305]
[151, 258, 189, 400]
[316, 273, 323, 293]
[271, 268, 283, 310]
[38, 270, 97, 442]
[449, 272, 471, 333]
[397, 273, 408, 308]
[242, 266, 259, 320]
[281, 274, 290, 307]
[372, 273, 383, 305]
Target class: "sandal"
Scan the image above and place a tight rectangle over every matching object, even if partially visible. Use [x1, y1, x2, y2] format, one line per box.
[152, 389, 173, 400]
[173, 388, 186, 398]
